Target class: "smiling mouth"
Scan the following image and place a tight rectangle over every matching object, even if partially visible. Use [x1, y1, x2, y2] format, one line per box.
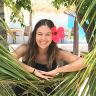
[40, 42, 47, 44]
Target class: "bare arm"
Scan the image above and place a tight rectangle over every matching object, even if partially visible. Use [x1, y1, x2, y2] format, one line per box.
[41, 50, 86, 77]
[57, 57, 85, 73]
[11, 44, 52, 79]
[57, 50, 85, 72]
[11, 44, 35, 73]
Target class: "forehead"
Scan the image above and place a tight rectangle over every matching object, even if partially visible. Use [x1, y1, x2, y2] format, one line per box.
[36, 25, 51, 33]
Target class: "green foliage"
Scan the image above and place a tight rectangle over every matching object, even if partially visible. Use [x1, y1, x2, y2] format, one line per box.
[53, 0, 96, 50]
[1, 0, 96, 95]
[15, 0, 32, 12]
[1, 40, 96, 95]
[4, 0, 32, 27]
[52, 0, 75, 9]
[0, 44, 44, 95]
[52, 0, 96, 25]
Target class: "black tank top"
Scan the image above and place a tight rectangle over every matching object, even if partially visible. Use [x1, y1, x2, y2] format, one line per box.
[22, 60, 57, 71]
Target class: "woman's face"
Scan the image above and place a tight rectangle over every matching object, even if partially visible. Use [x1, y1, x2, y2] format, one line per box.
[36, 25, 52, 49]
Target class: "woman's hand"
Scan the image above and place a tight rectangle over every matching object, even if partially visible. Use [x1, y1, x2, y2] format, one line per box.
[33, 69, 52, 80]
[40, 68, 59, 77]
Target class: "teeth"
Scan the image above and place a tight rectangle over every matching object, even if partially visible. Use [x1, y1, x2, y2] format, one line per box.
[41, 42, 46, 44]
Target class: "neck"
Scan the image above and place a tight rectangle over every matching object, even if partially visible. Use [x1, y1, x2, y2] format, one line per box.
[38, 47, 48, 55]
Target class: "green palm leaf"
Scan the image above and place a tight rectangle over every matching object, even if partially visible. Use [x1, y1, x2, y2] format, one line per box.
[0, 0, 96, 95]
[0, 44, 46, 96]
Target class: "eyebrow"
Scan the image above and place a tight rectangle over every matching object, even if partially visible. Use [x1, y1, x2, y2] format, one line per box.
[37, 32, 42, 33]
[37, 32, 51, 34]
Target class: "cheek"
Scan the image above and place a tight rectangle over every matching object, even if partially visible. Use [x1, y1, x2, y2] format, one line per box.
[36, 35, 39, 43]
[48, 36, 52, 41]
[48, 38, 52, 44]
[36, 34, 40, 40]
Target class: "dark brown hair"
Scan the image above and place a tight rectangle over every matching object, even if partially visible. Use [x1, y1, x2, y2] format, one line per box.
[25, 19, 59, 69]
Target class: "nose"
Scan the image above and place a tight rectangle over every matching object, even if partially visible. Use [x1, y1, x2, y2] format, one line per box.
[41, 35, 46, 40]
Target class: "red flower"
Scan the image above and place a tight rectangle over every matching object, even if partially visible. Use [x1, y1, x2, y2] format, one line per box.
[51, 26, 64, 43]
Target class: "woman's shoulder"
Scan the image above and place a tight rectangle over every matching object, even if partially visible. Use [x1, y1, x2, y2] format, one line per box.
[13, 44, 29, 58]
[57, 49, 65, 59]
[58, 48, 79, 62]
[58, 48, 68, 54]
[58, 48, 72, 60]
[18, 44, 28, 49]
[15, 44, 28, 51]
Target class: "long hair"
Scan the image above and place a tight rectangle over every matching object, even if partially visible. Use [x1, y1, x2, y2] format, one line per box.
[25, 19, 59, 69]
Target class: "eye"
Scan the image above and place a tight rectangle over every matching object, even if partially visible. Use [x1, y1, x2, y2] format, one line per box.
[37, 33, 42, 36]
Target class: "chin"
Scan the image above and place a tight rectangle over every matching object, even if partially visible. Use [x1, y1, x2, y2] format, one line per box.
[38, 45, 49, 49]
[39, 46, 48, 49]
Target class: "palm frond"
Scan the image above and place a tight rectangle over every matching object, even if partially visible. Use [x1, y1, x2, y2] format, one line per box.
[79, 0, 96, 26]
[0, 44, 46, 96]
[47, 45, 96, 96]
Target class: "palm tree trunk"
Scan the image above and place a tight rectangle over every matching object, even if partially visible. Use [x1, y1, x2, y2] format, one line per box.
[73, 17, 79, 55]
[0, 0, 7, 47]
[77, 13, 96, 51]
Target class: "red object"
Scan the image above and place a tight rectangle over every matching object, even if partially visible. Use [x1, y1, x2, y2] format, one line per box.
[51, 26, 64, 43]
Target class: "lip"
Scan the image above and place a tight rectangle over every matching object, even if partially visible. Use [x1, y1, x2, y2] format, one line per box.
[40, 42, 47, 44]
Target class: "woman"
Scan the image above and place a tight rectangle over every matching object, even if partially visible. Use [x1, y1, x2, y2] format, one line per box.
[12, 19, 85, 95]
[13, 19, 85, 79]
